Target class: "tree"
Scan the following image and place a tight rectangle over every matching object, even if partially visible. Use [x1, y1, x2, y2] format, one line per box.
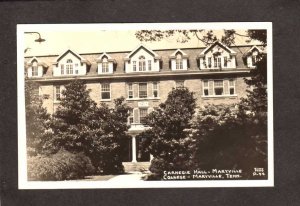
[89, 98, 131, 174]
[25, 81, 51, 156]
[50, 80, 130, 174]
[140, 87, 196, 178]
[191, 104, 267, 179]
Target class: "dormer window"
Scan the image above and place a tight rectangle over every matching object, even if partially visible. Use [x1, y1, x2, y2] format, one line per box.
[66, 59, 74, 74]
[124, 45, 160, 73]
[199, 41, 237, 69]
[97, 53, 115, 74]
[246, 46, 263, 68]
[139, 56, 146, 71]
[32, 61, 38, 76]
[27, 57, 48, 78]
[53, 49, 89, 76]
[102, 57, 109, 73]
[170, 49, 188, 71]
[214, 57, 221, 68]
[176, 53, 183, 70]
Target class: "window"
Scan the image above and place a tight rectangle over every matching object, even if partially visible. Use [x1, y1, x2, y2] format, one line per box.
[214, 57, 221, 68]
[208, 57, 212, 68]
[101, 83, 111, 100]
[176, 53, 183, 70]
[224, 57, 228, 67]
[32, 62, 38, 76]
[214, 80, 224, 95]
[66, 59, 73, 74]
[153, 82, 158, 97]
[229, 79, 235, 95]
[61, 64, 64, 75]
[148, 60, 152, 71]
[102, 57, 109, 73]
[139, 56, 146, 71]
[128, 109, 134, 124]
[139, 83, 147, 98]
[55, 85, 61, 101]
[139, 108, 148, 124]
[133, 61, 136, 71]
[128, 83, 133, 99]
[176, 80, 185, 88]
[203, 80, 209, 96]
[252, 55, 257, 66]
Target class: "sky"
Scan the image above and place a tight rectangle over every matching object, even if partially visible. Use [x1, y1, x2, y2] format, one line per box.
[24, 29, 259, 57]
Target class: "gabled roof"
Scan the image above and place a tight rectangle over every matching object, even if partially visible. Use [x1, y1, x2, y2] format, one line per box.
[169, 49, 188, 59]
[28, 56, 39, 63]
[247, 45, 263, 53]
[200, 41, 237, 56]
[26, 56, 48, 68]
[96, 52, 116, 63]
[124, 44, 160, 60]
[53, 49, 91, 65]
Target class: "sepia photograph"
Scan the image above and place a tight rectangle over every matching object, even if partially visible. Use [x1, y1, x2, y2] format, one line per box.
[17, 23, 273, 189]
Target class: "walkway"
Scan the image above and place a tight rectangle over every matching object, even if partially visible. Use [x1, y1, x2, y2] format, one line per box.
[107, 171, 146, 182]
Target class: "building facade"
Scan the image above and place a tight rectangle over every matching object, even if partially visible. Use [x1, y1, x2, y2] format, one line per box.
[25, 41, 265, 164]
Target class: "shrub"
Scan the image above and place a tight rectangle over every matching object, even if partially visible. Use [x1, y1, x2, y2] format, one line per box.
[27, 149, 95, 181]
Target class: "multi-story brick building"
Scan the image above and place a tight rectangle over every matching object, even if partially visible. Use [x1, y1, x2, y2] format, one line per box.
[25, 41, 265, 165]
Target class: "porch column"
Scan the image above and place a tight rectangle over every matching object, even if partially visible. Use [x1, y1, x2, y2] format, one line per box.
[131, 135, 137, 163]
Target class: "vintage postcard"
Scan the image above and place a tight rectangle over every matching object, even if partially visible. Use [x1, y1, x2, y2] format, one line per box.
[17, 22, 273, 189]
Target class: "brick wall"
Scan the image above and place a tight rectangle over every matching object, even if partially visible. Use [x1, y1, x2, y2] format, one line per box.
[39, 76, 249, 115]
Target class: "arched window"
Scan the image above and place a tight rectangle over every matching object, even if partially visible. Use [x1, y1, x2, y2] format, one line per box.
[32, 61, 38, 76]
[176, 53, 183, 70]
[66, 59, 73, 74]
[139, 56, 146, 71]
[102, 57, 109, 73]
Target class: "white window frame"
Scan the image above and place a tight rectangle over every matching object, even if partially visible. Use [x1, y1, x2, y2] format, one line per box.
[175, 53, 183, 70]
[139, 108, 148, 125]
[66, 59, 74, 75]
[54, 85, 63, 102]
[128, 109, 134, 125]
[138, 56, 146, 71]
[32, 62, 39, 77]
[100, 83, 111, 100]
[102, 58, 109, 73]
[152, 82, 159, 98]
[132, 61, 136, 72]
[138, 82, 148, 98]
[128, 83, 134, 99]
[148, 60, 152, 71]
[229, 79, 236, 95]
[213, 80, 224, 96]
[213, 57, 221, 68]
[203, 80, 209, 96]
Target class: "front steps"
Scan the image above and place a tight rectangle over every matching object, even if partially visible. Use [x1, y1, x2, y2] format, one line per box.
[123, 162, 151, 173]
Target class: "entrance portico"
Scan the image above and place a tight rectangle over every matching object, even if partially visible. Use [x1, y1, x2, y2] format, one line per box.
[126, 123, 153, 163]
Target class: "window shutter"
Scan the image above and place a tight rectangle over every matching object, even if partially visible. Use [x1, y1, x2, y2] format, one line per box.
[224, 80, 229, 95]
[109, 62, 113, 73]
[171, 60, 176, 70]
[133, 108, 139, 123]
[183, 59, 188, 70]
[38, 66, 43, 77]
[28, 67, 32, 77]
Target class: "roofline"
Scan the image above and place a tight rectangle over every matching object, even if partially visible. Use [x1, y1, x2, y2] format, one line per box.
[24, 44, 265, 59]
